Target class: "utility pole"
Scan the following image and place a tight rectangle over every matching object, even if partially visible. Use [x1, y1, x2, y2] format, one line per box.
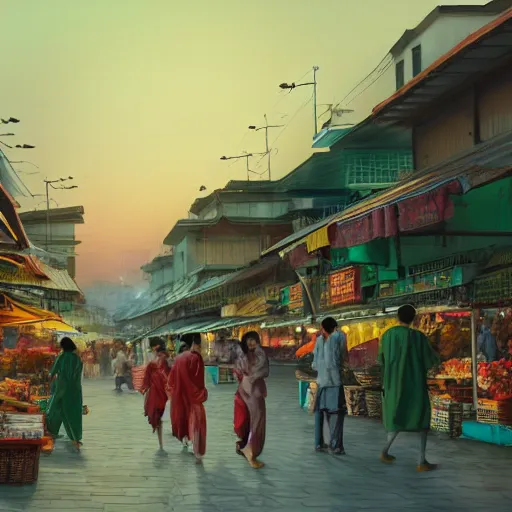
[313, 65, 319, 136]
[279, 65, 320, 137]
[248, 116, 283, 181]
[43, 177, 78, 249]
[220, 153, 267, 181]
[45, 180, 50, 249]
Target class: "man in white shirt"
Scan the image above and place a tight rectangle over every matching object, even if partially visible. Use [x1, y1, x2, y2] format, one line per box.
[113, 347, 132, 392]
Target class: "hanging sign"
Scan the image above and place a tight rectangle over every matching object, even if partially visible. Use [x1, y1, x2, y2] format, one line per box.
[280, 286, 290, 306]
[288, 283, 303, 311]
[221, 304, 237, 318]
[265, 284, 281, 304]
[328, 267, 361, 306]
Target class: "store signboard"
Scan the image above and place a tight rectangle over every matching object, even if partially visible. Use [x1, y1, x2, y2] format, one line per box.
[265, 284, 281, 304]
[328, 267, 361, 306]
[221, 304, 237, 317]
[280, 286, 290, 306]
[288, 283, 303, 311]
[379, 265, 474, 298]
[474, 268, 512, 304]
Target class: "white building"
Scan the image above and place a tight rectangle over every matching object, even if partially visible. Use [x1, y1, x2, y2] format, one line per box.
[329, 0, 512, 128]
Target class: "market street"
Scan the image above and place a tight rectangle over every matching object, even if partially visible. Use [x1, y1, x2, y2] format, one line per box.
[1, 366, 511, 512]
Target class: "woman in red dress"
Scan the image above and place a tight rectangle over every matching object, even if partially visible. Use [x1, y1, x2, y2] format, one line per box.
[140, 346, 170, 451]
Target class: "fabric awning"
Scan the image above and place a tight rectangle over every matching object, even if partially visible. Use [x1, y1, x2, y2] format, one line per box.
[38, 319, 78, 333]
[278, 135, 512, 258]
[0, 294, 61, 326]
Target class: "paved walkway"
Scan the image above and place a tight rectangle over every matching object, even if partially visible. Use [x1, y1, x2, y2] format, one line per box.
[1, 366, 511, 512]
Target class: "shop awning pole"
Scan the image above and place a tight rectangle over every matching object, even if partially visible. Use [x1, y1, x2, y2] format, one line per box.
[295, 271, 316, 320]
[470, 309, 479, 411]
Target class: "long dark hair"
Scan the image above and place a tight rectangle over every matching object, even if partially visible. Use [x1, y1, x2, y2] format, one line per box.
[241, 331, 260, 353]
[239, 338, 248, 355]
[60, 337, 77, 352]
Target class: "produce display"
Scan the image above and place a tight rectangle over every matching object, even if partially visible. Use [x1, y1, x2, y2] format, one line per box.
[0, 378, 31, 402]
[477, 359, 512, 400]
[417, 314, 471, 360]
[434, 358, 472, 379]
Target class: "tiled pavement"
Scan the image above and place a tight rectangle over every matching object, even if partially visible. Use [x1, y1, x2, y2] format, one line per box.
[1, 365, 511, 512]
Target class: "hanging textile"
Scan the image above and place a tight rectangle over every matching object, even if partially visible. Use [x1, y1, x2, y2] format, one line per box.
[287, 244, 316, 269]
[397, 181, 461, 232]
[330, 205, 397, 249]
[306, 226, 330, 253]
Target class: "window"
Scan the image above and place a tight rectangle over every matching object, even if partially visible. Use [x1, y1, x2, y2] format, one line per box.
[412, 45, 422, 77]
[395, 60, 404, 90]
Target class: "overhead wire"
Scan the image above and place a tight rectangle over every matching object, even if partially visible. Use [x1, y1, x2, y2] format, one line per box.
[346, 60, 393, 106]
[270, 90, 314, 148]
[338, 53, 392, 106]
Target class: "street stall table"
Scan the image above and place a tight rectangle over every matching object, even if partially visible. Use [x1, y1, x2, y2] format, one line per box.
[0, 395, 47, 484]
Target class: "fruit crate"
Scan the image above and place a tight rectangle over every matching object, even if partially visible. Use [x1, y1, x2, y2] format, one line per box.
[430, 396, 463, 438]
[344, 386, 367, 416]
[364, 389, 382, 420]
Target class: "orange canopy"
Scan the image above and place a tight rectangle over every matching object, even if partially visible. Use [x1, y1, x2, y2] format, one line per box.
[0, 294, 61, 327]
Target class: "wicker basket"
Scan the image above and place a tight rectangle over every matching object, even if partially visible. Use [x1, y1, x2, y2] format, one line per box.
[0, 439, 42, 485]
[430, 396, 463, 438]
[364, 390, 382, 419]
[344, 386, 367, 416]
[353, 366, 381, 388]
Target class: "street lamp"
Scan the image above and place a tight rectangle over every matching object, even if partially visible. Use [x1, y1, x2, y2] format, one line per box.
[220, 153, 266, 181]
[248, 114, 283, 181]
[43, 176, 78, 248]
[279, 65, 319, 136]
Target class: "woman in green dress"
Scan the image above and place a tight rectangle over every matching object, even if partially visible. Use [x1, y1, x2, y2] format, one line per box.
[46, 337, 83, 451]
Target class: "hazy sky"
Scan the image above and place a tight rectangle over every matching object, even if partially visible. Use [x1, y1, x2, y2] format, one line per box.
[0, 0, 486, 286]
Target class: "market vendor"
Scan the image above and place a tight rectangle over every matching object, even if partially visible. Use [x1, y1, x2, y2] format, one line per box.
[477, 318, 498, 362]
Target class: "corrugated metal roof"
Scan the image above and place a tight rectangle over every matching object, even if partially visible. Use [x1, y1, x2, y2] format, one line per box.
[114, 275, 200, 322]
[312, 127, 355, 149]
[0, 252, 81, 294]
[373, 7, 512, 122]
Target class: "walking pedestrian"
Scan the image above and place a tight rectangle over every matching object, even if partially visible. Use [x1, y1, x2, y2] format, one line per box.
[167, 333, 207, 463]
[233, 331, 269, 469]
[112, 344, 134, 392]
[312, 317, 347, 455]
[141, 346, 171, 451]
[46, 337, 84, 451]
[378, 304, 440, 472]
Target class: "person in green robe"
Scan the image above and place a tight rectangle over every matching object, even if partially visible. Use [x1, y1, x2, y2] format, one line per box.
[378, 304, 439, 472]
[46, 337, 83, 451]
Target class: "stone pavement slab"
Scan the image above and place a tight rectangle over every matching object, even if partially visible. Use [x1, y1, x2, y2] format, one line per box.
[0, 366, 511, 512]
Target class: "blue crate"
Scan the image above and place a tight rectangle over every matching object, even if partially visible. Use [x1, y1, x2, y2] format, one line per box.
[298, 380, 309, 408]
[462, 420, 512, 446]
